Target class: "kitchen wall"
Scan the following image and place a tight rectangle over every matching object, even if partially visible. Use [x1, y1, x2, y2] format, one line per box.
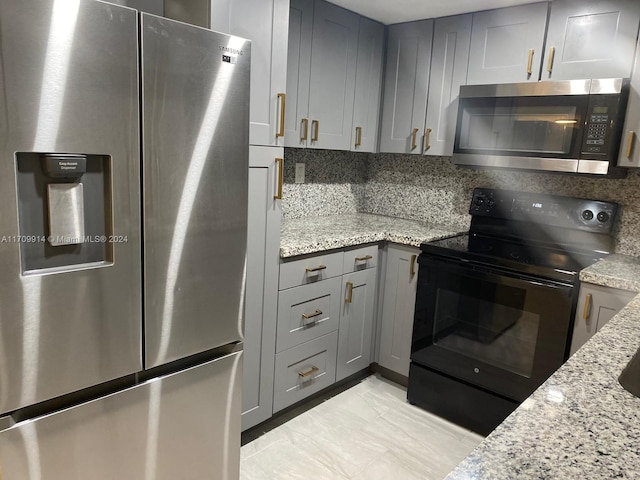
[283, 149, 640, 257]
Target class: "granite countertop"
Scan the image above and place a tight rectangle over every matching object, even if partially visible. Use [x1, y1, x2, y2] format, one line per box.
[447, 253, 640, 479]
[279, 213, 466, 258]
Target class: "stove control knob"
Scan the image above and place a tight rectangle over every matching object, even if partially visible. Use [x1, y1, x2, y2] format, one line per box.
[597, 211, 610, 223]
[582, 209, 594, 221]
[475, 197, 485, 206]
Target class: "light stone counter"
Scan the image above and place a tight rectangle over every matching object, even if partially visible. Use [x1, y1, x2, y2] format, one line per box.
[447, 253, 640, 479]
[279, 213, 465, 258]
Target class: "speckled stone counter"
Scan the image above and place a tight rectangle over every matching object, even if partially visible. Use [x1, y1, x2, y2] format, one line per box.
[279, 213, 465, 258]
[447, 253, 640, 480]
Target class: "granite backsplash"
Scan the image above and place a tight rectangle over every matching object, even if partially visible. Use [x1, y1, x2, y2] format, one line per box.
[282, 148, 640, 257]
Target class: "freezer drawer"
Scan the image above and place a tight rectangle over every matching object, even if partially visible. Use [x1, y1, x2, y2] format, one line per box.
[0, 352, 242, 480]
[273, 332, 338, 413]
[276, 277, 342, 353]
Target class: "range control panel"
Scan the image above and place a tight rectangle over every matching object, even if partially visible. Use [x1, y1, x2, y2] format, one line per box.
[469, 188, 618, 233]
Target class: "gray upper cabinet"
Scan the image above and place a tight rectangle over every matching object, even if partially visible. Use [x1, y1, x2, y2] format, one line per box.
[380, 20, 434, 154]
[208, 0, 289, 147]
[423, 14, 472, 156]
[285, 0, 359, 150]
[467, 3, 548, 85]
[619, 34, 640, 167]
[285, 0, 314, 147]
[542, 0, 640, 81]
[351, 16, 385, 153]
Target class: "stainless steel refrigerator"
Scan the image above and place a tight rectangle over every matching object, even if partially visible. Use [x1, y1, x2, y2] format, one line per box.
[0, 0, 249, 478]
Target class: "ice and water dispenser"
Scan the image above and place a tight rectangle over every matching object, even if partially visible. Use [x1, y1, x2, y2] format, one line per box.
[15, 153, 113, 273]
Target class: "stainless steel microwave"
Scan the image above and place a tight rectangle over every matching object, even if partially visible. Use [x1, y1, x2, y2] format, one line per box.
[451, 79, 630, 176]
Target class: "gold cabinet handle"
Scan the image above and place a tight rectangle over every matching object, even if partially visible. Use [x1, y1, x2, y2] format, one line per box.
[305, 264, 326, 273]
[298, 365, 319, 378]
[583, 293, 593, 322]
[274, 157, 283, 200]
[311, 120, 319, 142]
[355, 126, 362, 147]
[424, 128, 432, 151]
[625, 131, 635, 158]
[301, 118, 308, 141]
[302, 309, 323, 320]
[345, 281, 353, 303]
[411, 128, 419, 150]
[527, 49, 534, 76]
[410, 254, 417, 277]
[546, 47, 555, 75]
[354, 255, 373, 262]
[276, 93, 286, 137]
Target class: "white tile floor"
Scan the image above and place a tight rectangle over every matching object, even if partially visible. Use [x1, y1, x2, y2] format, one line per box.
[240, 375, 484, 479]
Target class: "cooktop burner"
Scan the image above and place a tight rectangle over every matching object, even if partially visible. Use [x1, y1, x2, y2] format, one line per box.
[421, 188, 618, 282]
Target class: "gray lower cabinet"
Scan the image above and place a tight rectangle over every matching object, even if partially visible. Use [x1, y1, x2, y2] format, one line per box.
[467, 2, 548, 85]
[276, 277, 342, 352]
[285, 0, 359, 150]
[242, 146, 283, 431]
[570, 283, 636, 356]
[423, 14, 472, 156]
[379, 20, 434, 154]
[378, 245, 419, 377]
[337, 267, 377, 381]
[351, 16, 384, 153]
[619, 33, 640, 167]
[273, 331, 339, 412]
[543, 0, 640, 81]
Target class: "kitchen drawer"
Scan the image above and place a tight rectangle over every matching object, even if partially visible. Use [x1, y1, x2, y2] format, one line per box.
[279, 251, 344, 290]
[276, 277, 342, 353]
[273, 331, 338, 413]
[342, 244, 378, 273]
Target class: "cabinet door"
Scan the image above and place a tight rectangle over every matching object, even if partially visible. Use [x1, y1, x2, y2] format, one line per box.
[379, 20, 434, 154]
[569, 283, 636, 356]
[378, 245, 419, 377]
[242, 146, 283, 431]
[619, 34, 640, 167]
[351, 16, 384, 153]
[209, 0, 289, 147]
[337, 268, 377, 381]
[423, 14, 472, 157]
[307, 0, 359, 150]
[543, 0, 640, 81]
[285, 0, 313, 147]
[467, 3, 548, 85]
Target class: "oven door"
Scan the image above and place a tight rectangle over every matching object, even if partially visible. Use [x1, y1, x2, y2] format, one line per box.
[411, 254, 575, 402]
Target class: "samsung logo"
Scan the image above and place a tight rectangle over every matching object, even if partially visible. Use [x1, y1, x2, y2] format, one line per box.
[218, 46, 244, 55]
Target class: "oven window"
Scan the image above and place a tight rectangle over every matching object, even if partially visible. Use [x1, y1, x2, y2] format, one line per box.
[433, 281, 540, 378]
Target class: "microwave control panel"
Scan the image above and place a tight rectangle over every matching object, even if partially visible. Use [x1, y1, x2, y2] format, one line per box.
[581, 93, 626, 159]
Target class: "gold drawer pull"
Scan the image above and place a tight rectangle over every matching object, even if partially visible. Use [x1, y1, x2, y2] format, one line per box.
[546, 46, 555, 75]
[274, 157, 283, 200]
[301, 118, 308, 141]
[410, 254, 417, 277]
[411, 128, 419, 150]
[527, 48, 534, 76]
[298, 365, 319, 378]
[583, 293, 593, 322]
[311, 120, 319, 142]
[625, 131, 635, 158]
[345, 281, 353, 303]
[305, 265, 326, 273]
[302, 309, 323, 320]
[355, 255, 373, 262]
[276, 93, 286, 137]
